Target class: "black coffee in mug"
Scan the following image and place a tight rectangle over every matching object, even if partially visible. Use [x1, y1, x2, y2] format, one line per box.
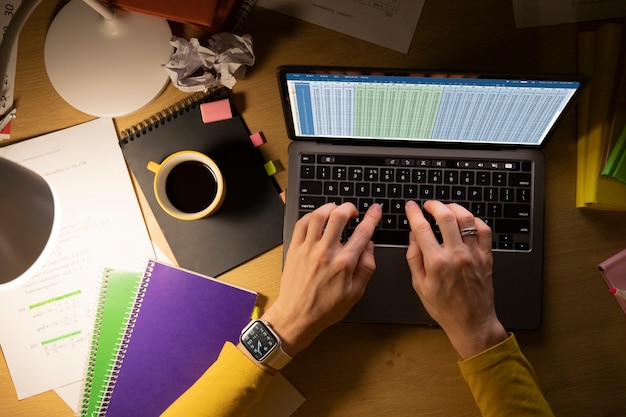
[165, 161, 218, 213]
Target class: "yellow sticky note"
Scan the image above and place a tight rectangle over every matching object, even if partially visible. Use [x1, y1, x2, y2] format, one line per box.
[264, 160, 277, 176]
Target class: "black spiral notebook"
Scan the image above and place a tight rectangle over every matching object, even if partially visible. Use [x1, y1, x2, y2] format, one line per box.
[119, 88, 284, 277]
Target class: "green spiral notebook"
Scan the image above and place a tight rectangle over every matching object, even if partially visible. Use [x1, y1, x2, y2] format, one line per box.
[80, 268, 144, 417]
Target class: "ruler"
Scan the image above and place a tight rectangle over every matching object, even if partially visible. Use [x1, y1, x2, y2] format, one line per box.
[1, 0, 21, 139]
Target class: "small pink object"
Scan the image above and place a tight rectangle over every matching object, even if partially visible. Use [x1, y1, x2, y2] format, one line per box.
[200, 99, 232, 124]
[609, 287, 626, 300]
[249, 132, 265, 147]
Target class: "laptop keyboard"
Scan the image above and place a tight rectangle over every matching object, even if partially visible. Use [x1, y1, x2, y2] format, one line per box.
[297, 153, 534, 251]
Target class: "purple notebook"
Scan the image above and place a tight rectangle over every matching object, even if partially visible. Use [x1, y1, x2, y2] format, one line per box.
[102, 260, 257, 416]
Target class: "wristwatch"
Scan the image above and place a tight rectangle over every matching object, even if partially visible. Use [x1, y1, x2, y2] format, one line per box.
[240, 319, 292, 370]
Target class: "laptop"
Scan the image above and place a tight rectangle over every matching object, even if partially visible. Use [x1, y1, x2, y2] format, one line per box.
[277, 66, 583, 329]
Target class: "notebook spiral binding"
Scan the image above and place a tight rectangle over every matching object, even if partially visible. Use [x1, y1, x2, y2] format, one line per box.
[119, 87, 226, 143]
[228, 0, 258, 34]
[79, 268, 111, 417]
[97, 261, 154, 416]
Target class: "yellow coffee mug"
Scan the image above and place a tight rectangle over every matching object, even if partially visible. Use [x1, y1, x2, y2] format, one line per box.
[147, 150, 225, 220]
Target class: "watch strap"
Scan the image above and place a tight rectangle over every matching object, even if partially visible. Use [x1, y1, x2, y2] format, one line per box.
[258, 320, 292, 370]
[264, 339, 292, 370]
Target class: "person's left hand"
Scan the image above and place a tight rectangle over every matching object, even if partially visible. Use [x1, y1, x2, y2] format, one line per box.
[261, 202, 382, 357]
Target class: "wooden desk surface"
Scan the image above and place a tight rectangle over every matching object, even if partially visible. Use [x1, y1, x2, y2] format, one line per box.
[2, 1, 626, 416]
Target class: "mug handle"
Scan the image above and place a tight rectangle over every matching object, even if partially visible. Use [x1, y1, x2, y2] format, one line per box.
[147, 161, 160, 173]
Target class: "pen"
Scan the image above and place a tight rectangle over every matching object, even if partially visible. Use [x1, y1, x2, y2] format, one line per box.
[0, 108, 17, 131]
[609, 287, 626, 300]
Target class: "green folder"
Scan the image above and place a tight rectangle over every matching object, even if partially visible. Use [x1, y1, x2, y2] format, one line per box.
[80, 268, 143, 417]
[602, 123, 626, 185]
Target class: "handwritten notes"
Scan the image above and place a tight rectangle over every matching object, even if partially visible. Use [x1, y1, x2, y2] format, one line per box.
[0, 118, 154, 402]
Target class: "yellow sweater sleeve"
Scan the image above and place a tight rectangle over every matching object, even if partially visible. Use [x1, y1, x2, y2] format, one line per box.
[162, 335, 552, 417]
[160, 342, 273, 417]
[458, 334, 555, 417]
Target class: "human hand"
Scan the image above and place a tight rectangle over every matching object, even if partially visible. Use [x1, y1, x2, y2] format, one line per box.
[262, 202, 382, 357]
[405, 200, 507, 359]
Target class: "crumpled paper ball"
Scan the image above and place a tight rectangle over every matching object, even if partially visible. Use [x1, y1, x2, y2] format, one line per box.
[163, 33, 255, 92]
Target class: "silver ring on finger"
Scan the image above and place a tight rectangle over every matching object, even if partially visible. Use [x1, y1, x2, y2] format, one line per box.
[460, 227, 478, 237]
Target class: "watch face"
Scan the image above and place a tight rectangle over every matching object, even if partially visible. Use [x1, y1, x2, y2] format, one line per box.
[242, 321, 278, 361]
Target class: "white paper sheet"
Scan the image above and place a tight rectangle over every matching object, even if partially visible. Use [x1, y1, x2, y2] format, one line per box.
[257, 0, 424, 53]
[512, 0, 626, 28]
[53, 381, 82, 413]
[0, 118, 155, 401]
[254, 372, 306, 416]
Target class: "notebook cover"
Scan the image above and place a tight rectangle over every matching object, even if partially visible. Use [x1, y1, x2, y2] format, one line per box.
[599, 248, 626, 314]
[583, 24, 622, 203]
[576, 27, 626, 209]
[103, 260, 258, 416]
[104, 0, 238, 32]
[601, 123, 626, 185]
[120, 88, 284, 277]
[80, 268, 144, 417]
[576, 24, 626, 209]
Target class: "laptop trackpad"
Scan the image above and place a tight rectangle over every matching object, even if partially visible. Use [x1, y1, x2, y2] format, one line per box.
[343, 247, 436, 325]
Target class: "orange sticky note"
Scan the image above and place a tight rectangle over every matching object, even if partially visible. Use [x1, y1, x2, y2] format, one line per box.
[200, 99, 233, 124]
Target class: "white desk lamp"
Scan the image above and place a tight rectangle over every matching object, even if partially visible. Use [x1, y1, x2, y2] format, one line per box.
[44, 0, 173, 117]
[0, 0, 172, 120]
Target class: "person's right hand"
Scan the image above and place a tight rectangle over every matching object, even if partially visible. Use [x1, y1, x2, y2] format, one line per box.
[405, 200, 507, 359]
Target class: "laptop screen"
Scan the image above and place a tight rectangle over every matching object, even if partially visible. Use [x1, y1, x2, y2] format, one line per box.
[279, 68, 581, 146]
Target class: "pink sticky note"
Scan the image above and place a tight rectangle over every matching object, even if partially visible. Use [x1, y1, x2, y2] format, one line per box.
[249, 132, 265, 147]
[200, 99, 233, 124]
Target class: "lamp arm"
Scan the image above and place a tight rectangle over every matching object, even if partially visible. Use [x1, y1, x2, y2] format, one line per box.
[0, 0, 114, 120]
[82, 0, 115, 20]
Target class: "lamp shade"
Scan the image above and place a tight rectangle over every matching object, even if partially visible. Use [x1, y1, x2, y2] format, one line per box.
[44, 0, 173, 117]
[0, 157, 58, 290]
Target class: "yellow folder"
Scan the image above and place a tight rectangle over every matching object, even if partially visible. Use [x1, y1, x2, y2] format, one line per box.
[576, 23, 626, 210]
